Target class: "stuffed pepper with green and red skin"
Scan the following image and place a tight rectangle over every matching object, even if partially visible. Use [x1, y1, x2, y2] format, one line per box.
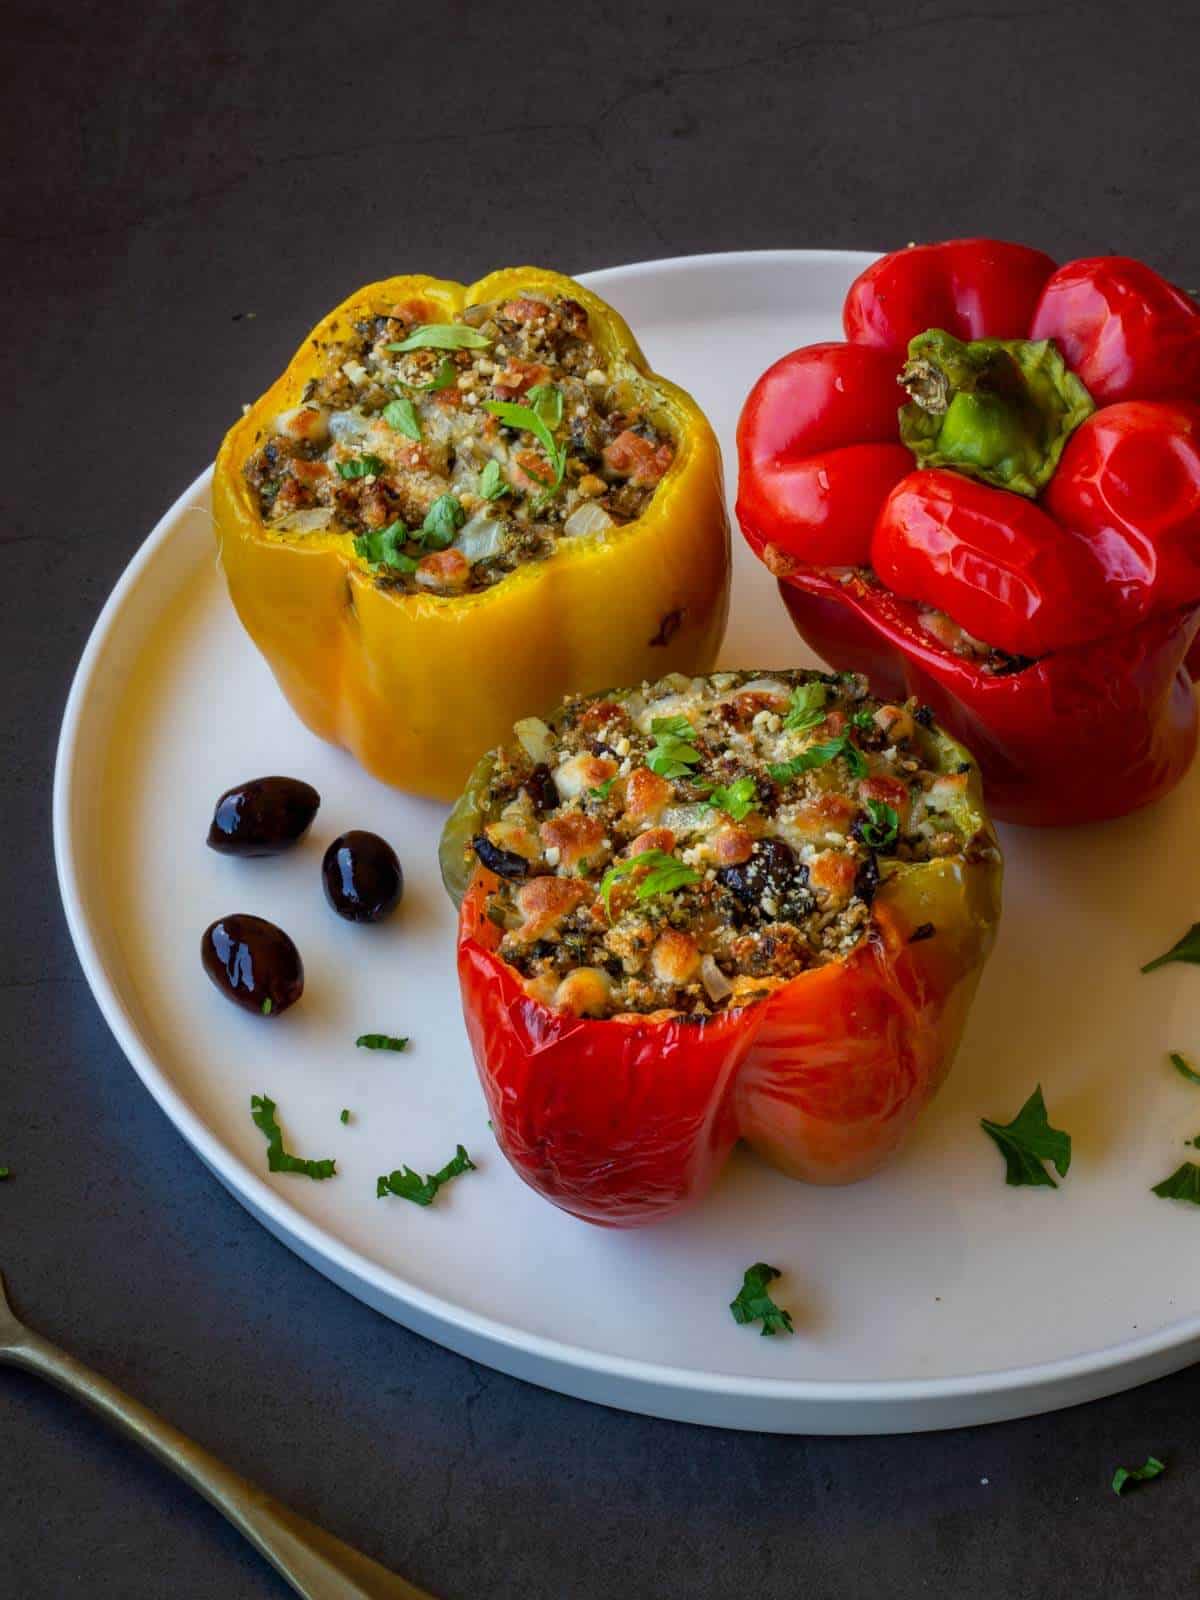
[737, 239, 1200, 826]
[440, 670, 1001, 1227]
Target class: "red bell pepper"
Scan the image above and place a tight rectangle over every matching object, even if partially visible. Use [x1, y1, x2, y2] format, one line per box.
[443, 716, 1001, 1228]
[737, 238, 1200, 825]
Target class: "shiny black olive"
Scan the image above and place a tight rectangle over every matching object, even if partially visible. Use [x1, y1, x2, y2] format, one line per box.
[321, 830, 403, 923]
[718, 838, 815, 924]
[472, 834, 530, 880]
[207, 776, 320, 856]
[522, 764, 560, 814]
[202, 915, 303, 1016]
[854, 852, 881, 905]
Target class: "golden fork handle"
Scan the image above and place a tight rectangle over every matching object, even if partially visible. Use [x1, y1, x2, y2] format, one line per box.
[3, 1322, 436, 1599]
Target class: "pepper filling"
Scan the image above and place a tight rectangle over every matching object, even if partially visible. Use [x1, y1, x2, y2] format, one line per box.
[469, 670, 993, 1020]
[243, 293, 674, 595]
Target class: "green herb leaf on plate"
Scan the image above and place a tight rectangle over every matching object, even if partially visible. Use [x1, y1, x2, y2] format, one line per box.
[336, 454, 387, 480]
[382, 395, 422, 440]
[705, 775, 758, 821]
[386, 324, 491, 352]
[980, 1085, 1071, 1188]
[251, 1094, 336, 1181]
[1152, 1162, 1200, 1204]
[1142, 923, 1200, 973]
[1112, 1456, 1165, 1495]
[377, 1144, 476, 1207]
[599, 849, 701, 918]
[730, 1262, 794, 1337]
[356, 1034, 410, 1052]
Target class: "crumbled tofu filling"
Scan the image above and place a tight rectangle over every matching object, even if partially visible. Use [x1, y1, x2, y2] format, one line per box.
[243, 292, 674, 594]
[468, 670, 997, 1020]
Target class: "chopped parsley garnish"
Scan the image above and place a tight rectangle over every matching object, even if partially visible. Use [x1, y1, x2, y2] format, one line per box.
[1169, 1051, 1200, 1085]
[851, 708, 877, 731]
[730, 1262, 794, 1337]
[382, 395, 421, 441]
[1142, 923, 1200, 973]
[980, 1085, 1071, 1188]
[770, 736, 866, 784]
[646, 715, 703, 778]
[589, 776, 617, 801]
[483, 392, 567, 501]
[599, 849, 701, 918]
[859, 798, 900, 850]
[705, 775, 758, 821]
[478, 459, 511, 501]
[407, 356, 457, 392]
[250, 1094, 336, 1180]
[1152, 1163, 1200, 1204]
[377, 1144, 476, 1206]
[356, 1034, 410, 1052]
[418, 492, 466, 550]
[1112, 1456, 1165, 1495]
[336, 454, 387, 480]
[340, 1109, 350, 1125]
[354, 521, 418, 573]
[783, 681, 828, 732]
[387, 323, 491, 352]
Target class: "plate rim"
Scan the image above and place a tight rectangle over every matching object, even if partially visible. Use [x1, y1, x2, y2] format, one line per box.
[52, 249, 1200, 1430]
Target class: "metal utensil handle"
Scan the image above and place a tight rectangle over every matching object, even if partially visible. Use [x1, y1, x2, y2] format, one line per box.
[4, 1325, 434, 1599]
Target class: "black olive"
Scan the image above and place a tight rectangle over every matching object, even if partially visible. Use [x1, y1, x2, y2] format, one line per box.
[321, 831, 404, 923]
[207, 776, 320, 856]
[914, 704, 936, 728]
[472, 834, 530, 880]
[718, 838, 813, 921]
[854, 852, 881, 905]
[523, 764, 559, 814]
[202, 915, 303, 1016]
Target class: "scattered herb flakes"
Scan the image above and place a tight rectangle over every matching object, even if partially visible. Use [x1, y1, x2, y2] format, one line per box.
[336, 454, 387, 481]
[730, 1262, 794, 1337]
[356, 1034, 410, 1053]
[646, 715, 703, 779]
[770, 735, 865, 784]
[340, 1109, 351, 1125]
[377, 1144, 476, 1207]
[1169, 1051, 1200, 1085]
[1112, 1456, 1166, 1495]
[250, 1094, 336, 1180]
[859, 797, 900, 850]
[382, 395, 422, 440]
[386, 324, 491, 352]
[479, 459, 510, 501]
[980, 1085, 1071, 1189]
[1142, 923, 1200, 974]
[1152, 1163, 1200, 1205]
[599, 849, 702, 918]
[705, 775, 758, 821]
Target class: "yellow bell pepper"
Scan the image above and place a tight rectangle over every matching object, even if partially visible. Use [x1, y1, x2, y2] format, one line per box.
[212, 267, 730, 801]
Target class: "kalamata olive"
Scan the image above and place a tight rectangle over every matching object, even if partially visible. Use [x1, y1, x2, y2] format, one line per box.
[718, 838, 814, 922]
[472, 833, 529, 880]
[207, 776, 320, 856]
[522, 764, 559, 814]
[322, 830, 403, 923]
[202, 914, 303, 1016]
[854, 852, 881, 905]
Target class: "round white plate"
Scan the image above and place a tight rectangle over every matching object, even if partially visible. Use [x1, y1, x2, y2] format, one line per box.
[55, 252, 1200, 1433]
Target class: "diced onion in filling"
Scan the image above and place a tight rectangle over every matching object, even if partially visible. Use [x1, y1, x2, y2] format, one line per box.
[456, 515, 506, 565]
[514, 717, 554, 765]
[700, 955, 733, 1005]
[563, 502, 615, 539]
[272, 507, 334, 533]
[662, 803, 717, 837]
[329, 410, 371, 444]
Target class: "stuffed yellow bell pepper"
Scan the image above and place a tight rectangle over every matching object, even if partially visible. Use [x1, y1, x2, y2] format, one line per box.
[213, 268, 730, 800]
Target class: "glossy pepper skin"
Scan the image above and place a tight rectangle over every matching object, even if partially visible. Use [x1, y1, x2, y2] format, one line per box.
[441, 712, 1001, 1227]
[737, 239, 1200, 826]
[213, 269, 730, 803]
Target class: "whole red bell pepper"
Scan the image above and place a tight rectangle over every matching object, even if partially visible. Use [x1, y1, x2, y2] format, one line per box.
[442, 711, 1001, 1228]
[737, 239, 1200, 825]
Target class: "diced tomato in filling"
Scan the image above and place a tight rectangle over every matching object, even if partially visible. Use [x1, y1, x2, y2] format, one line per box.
[602, 430, 675, 486]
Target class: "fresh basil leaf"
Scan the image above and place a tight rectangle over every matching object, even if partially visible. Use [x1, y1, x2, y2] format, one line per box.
[1143, 924, 1200, 973]
[382, 395, 421, 441]
[783, 682, 828, 731]
[769, 736, 865, 784]
[599, 849, 701, 918]
[356, 1034, 410, 1052]
[859, 798, 900, 850]
[479, 459, 511, 501]
[1170, 1051, 1200, 1085]
[705, 776, 758, 822]
[730, 1262, 794, 1337]
[419, 493, 466, 550]
[647, 715, 702, 779]
[336, 454, 386, 480]
[377, 1144, 476, 1207]
[251, 1094, 336, 1180]
[354, 521, 417, 572]
[1112, 1456, 1166, 1495]
[1152, 1162, 1200, 1204]
[387, 324, 491, 352]
[980, 1085, 1071, 1188]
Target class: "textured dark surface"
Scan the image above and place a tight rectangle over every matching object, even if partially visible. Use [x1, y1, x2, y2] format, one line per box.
[4, 0, 1199, 1594]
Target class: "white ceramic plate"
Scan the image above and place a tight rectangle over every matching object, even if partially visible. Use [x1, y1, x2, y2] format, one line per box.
[55, 252, 1200, 1434]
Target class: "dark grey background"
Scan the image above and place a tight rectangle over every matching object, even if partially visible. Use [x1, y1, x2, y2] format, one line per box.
[4, 0, 1199, 1593]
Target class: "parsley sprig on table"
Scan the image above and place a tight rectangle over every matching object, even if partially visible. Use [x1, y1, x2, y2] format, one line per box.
[980, 1085, 1071, 1188]
[1142, 923, 1200, 972]
[356, 1034, 410, 1052]
[1152, 1163, 1200, 1204]
[251, 1094, 336, 1181]
[599, 849, 701, 918]
[377, 1145, 476, 1207]
[1112, 1456, 1166, 1495]
[1169, 1050, 1200, 1085]
[730, 1263, 794, 1337]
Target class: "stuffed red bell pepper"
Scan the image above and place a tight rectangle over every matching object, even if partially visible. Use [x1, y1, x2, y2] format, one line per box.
[737, 238, 1200, 825]
[439, 670, 1001, 1226]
